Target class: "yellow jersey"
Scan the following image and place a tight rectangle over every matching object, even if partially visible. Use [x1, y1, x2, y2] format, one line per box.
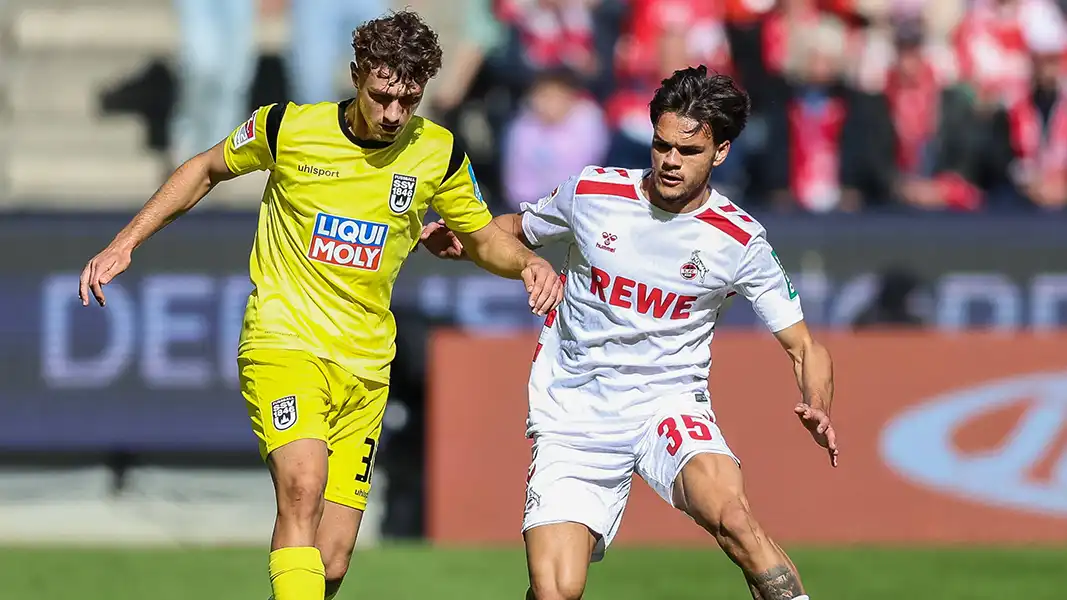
[223, 100, 492, 383]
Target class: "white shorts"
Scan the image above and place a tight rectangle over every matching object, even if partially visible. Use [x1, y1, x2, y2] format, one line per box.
[521, 399, 738, 561]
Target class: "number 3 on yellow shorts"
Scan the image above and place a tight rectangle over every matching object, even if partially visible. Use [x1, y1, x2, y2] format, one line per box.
[238, 347, 387, 510]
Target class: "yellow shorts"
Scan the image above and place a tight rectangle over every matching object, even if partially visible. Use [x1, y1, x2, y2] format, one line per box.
[238, 347, 387, 511]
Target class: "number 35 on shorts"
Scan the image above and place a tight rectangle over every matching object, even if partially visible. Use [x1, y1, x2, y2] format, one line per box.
[656, 413, 716, 457]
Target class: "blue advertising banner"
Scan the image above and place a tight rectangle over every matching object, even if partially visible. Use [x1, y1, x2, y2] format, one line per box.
[1, 211, 1066, 450]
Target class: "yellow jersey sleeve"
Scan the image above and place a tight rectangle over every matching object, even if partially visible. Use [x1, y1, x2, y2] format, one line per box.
[223, 103, 286, 175]
[431, 141, 493, 234]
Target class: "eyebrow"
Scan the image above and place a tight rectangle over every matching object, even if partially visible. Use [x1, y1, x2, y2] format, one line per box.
[652, 135, 704, 151]
[371, 89, 423, 100]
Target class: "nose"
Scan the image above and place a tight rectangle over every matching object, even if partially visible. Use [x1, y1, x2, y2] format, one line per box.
[383, 101, 402, 125]
[662, 148, 682, 168]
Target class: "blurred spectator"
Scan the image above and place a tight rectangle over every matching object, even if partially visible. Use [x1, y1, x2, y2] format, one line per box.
[430, 0, 507, 116]
[614, 0, 734, 86]
[886, 20, 984, 211]
[170, 0, 256, 164]
[985, 9, 1067, 210]
[287, 0, 387, 104]
[493, 0, 601, 94]
[502, 70, 609, 210]
[605, 28, 690, 170]
[764, 15, 894, 212]
[604, 0, 748, 193]
[953, 0, 1066, 110]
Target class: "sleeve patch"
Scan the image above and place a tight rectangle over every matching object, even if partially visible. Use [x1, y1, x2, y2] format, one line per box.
[771, 250, 799, 299]
[468, 163, 484, 203]
[232, 109, 258, 150]
[536, 186, 560, 210]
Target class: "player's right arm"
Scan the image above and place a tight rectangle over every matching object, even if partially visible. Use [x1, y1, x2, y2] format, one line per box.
[420, 174, 579, 257]
[79, 105, 283, 307]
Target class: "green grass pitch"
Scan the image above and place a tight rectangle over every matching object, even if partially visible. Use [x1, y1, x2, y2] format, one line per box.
[1, 544, 1065, 599]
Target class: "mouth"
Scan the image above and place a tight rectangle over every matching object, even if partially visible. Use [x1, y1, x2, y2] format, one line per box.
[658, 171, 684, 187]
[380, 123, 401, 136]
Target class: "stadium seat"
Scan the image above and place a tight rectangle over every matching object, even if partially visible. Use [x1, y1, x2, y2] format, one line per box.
[0, 0, 289, 208]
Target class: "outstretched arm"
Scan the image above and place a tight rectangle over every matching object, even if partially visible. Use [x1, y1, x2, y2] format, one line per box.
[80, 103, 284, 307]
[419, 212, 532, 260]
[79, 141, 236, 306]
[419, 214, 561, 315]
[114, 142, 234, 252]
[414, 213, 562, 315]
[774, 321, 838, 467]
[452, 216, 533, 273]
[422, 173, 580, 260]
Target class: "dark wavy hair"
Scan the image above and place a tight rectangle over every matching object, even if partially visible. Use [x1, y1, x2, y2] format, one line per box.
[352, 10, 443, 87]
[649, 66, 751, 144]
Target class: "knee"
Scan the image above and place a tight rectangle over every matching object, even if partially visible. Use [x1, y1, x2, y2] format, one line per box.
[529, 566, 585, 600]
[274, 473, 326, 521]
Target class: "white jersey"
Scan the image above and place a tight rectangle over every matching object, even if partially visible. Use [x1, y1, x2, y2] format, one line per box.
[521, 166, 804, 437]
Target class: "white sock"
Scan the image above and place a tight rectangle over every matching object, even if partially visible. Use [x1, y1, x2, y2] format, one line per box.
[792, 596, 810, 600]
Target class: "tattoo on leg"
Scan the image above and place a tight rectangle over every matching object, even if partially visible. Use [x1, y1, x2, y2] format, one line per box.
[748, 565, 804, 600]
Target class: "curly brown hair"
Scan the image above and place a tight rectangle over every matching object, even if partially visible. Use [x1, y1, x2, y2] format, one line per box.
[352, 10, 443, 87]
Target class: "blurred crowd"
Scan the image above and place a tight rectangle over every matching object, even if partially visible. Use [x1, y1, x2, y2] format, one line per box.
[151, 0, 1067, 214]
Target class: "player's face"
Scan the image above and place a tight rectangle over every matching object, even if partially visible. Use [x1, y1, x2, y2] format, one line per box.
[353, 65, 424, 141]
[650, 112, 730, 205]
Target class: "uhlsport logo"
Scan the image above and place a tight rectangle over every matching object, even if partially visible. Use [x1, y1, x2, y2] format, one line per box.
[881, 372, 1067, 517]
[308, 212, 388, 271]
[299, 164, 340, 178]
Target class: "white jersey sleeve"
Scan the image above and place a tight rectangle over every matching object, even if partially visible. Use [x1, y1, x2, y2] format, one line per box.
[732, 234, 804, 333]
[519, 175, 579, 247]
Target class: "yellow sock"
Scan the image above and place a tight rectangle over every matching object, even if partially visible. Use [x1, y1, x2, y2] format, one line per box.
[268, 547, 325, 600]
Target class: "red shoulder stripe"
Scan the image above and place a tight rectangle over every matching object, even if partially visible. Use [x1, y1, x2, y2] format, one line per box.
[594, 167, 607, 174]
[696, 209, 751, 245]
[614, 168, 629, 177]
[718, 203, 754, 222]
[575, 180, 639, 200]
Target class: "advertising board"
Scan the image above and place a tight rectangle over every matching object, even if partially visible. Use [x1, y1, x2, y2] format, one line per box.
[426, 332, 1067, 544]
[2, 212, 1066, 450]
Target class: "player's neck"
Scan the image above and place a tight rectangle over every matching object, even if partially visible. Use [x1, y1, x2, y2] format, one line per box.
[642, 175, 711, 215]
[344, 101, 374, 142]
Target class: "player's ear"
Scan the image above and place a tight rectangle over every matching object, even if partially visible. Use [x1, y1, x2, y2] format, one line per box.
[350, 61, 360, 88]
[712, 140, 731, 167]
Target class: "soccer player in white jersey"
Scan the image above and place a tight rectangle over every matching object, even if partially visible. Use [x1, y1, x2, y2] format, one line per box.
[421, 66, 838, 600]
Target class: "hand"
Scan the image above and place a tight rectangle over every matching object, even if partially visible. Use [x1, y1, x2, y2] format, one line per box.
[900, 179, 944, 210]
[794, 403, 838, 467]
[79, 244, 133, 307]
[521, 257, 564, 317]
[1026, 177, 1067, 209]
[418, 219, 465, 259]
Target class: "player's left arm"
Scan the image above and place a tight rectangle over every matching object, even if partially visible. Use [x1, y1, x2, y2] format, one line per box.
[430, 144, 562, 316]
[732, 234, 838, 467]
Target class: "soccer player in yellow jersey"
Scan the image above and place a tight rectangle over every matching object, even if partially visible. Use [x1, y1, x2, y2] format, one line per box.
[77, 10, 562, 600]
